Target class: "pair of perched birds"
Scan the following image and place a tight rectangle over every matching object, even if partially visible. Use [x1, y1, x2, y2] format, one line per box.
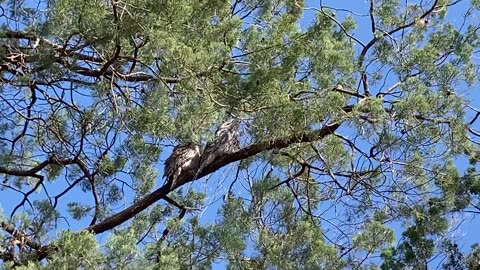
[163, 119, 241, 188]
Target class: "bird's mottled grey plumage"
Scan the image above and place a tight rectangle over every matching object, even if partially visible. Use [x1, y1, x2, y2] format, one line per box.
[163, 143, 201, 188]
[194, 119, 241, 180]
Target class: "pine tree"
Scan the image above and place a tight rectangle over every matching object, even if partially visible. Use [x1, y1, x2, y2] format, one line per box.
[1, 0, 480, 269]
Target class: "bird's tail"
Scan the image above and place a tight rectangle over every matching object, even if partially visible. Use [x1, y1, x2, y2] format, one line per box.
[192, 163, 204, 181]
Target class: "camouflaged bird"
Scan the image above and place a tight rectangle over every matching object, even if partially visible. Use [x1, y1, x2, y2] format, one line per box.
[193, 119, 241, 180]
[163, 143, 201, 188]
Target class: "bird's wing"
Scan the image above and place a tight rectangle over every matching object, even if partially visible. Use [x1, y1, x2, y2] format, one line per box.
[194, 121, 241, 180]
[180, 147, 201, 170]
[163, 144, 188, 180]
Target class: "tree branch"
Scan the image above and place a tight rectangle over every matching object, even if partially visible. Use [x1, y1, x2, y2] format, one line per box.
[0, 157, 74, 178]
[0, 221, 42, 250]
[84, 122, 341, 235]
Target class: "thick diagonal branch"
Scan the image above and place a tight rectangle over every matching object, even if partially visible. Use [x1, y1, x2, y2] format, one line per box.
[85, 122, 341, 234]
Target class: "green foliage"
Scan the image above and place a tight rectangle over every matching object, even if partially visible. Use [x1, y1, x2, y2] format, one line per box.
[2, 0, 480, 269]
[104, 230, 143, 270]
[67, 202, 91, 220]
[353, 221, 395, 251]
[48, 231, 104, 269]
[441, 240, 467, 270]
[467, 244, 480, 270]
[215, 197, 251, 256]
[45, 164, 63, 181]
